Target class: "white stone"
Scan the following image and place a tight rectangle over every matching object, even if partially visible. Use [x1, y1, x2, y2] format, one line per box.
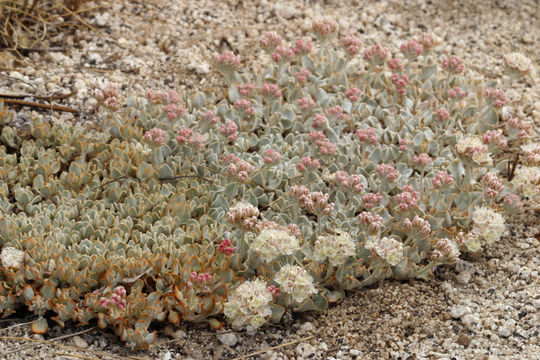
[300, 321, 313, 332]
[188, 62, 210, 75]
[498, 322, 514, 338]
[295, 342, 316, 358]
[461, 314, 481, 331]
[218, 333, 237, 347]
[449, 304, 469, 319]
[95, 13, 110, 27]
[162, 351, 172, 360]
[350, 349, 361, 356]
[88, 53, 102, 64]
[1, 247, 25, 268]
[72, 335, 88, 349]
[46, 82, 59, 91]
[174, 329, 187, 339]
[456, 271, 471, 285]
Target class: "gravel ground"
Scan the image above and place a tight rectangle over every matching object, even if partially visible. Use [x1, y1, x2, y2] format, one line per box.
[0, 1, 538, 359]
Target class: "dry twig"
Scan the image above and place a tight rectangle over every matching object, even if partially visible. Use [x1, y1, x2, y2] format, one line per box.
[0, 98, 78, 113]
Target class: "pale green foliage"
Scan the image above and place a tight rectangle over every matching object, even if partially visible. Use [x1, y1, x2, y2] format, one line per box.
[0, 24, 534, 348]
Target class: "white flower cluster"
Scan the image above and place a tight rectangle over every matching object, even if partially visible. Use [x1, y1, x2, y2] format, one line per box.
[365, 236, 404, 266]
[274, 264, 317, 303]
[512, 166, 540, 204]
[455, 135, 492, 166]
[472, 206, 506, 244]
[251, 229, 299, 262]
[0, 247, 25, 268]
[503, 52, 534, 77]
[223, 279, 272, 329]
[313, 231, 356, 266]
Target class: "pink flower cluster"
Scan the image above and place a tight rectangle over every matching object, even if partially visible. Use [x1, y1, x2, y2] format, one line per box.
[448, 87, 467, 99]
[399, 139, 408, 151]
[146, 89, 181, 104]
[234, 99, 255, 116]
[298, 96, 316, 112]
[143, 127, 167, 146]
[362, 193, 383, 210]
[311, 113, 327, 129]
[334, 171, 364, 193]
[431, 238, 459, 264]
[482, 172, 504, 199]
[503, 194, 523, 210]
[267, 285, 280, 298]
[227, 202, 259, 231]
[100, 286, 126, 310]
[261, 83, 282, 99]
[176, 128, 205, 149]
[432, 171, 454, 189]
[309, 131, 337, 155]
[358, 211, 383, 233]
[225, 157, 255, 182]
[341, 35, 362, 56]
[418, 33, 436, 52]
[484, 87, 508, 108]
[262, 149, 282, 164]
[214, 51, 241, 72]
[326, 105, 347, 121]
[309, 130, 326, 142]
[376, 164, 398, 182]
[507, 117, 533, 139]
[403, 215, 431, 236]
[441, 55, 464, 74]
[254, 220, 301, 238]
[400, 39, 423, 59]
[293, 39, 312, 56]
[436, 107, 450, 121]
[317, 140, 337, 155]
[412, 153, 432, 169]
[238, 83, 255, 97]
[200, 110, 220, 125]
[356, 127, 379, 144]
[312, 19, 338, 39]
[163, 103, 185, 120]
[219, 120, 238, 141]
[345, 87, 361, 102]
[96, 84, 119, 110]
[395, 185, 418, 211]
[297, 156, 321, 172]
[390, 73, 409, 95]
[217, 239, 237, 255]
[363, 44, 390, 66]
[482, 129, 507, 148]
[260, 32, 282, 53]
[271, 45, 295, 63]
[387, 58, 404, 71]
[190, 271, 212, 283]
[295, 69, 311, 83]
[289, 185, 334, 216]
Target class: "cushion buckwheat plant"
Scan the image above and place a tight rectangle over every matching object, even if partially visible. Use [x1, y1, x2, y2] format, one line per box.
[0, 19, 537, 349]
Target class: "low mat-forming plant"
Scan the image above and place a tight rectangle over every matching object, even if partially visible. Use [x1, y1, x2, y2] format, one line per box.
[0, 20, 538, 349]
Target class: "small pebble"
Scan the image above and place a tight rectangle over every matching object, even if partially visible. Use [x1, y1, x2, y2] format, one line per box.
[72, 335, 88, 349]
[218, 333, 237, 347]
[456, 271, 471, 285]
[457, 334, 471, 347]
[450, 305, 469, 319]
